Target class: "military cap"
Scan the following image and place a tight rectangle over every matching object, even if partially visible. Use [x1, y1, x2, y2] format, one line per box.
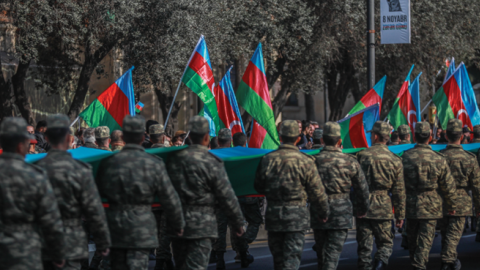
[415, 121, 431, 136]
[279, 120, 299, 137]
[397, 124, 410, 136]
[95, 126, 110, 139]
[368, 121, 391, 136]
[446, 119, 462, 133]
[323, 122, 341, 137]
[473, 125, 480, 135]
[462, 126, 471, 133]
[218, 128, 232, 140]
[313, 129, 323, 140]
[0, 117, 35, 139]
[188, 116, 210, 134]
[149, 124, 165, 135]
[47, 114, 70, 129]
[84, 128, 95, 138]
[123, 115, 145, 133]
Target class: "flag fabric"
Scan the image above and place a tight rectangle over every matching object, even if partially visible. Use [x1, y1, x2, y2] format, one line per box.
[249, 120, 278, 148]
[182, 35, 221, 133]
[339, 103, 380, 149]
[434, 62, 480, 132]
[198, 107, 217, 136]
[135, 102, 144, 114]
[236, 43, 280, 149]
[79, 66, 135, 131]
[386, 69, 421, 142]
[215, 67, 245, 135]
[348, 75, 387, 116]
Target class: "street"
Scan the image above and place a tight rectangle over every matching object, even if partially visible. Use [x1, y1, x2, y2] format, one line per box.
[149, 230, 480, 270]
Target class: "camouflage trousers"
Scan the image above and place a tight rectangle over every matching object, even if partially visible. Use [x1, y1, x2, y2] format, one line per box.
[43, 259, 82, 270]
[234, 198, 263, 253]
[171, 238, 213, 270]
[313, 229, 348, 270]
[439, 217, 465, 263]
[268, 231, 305, 270]
[406, 219, 437, 269]
[356, 219, 394, 270]
[110, 248, 149, 270]
[153, 210, 173, 261]
[212, 210, 231, 253]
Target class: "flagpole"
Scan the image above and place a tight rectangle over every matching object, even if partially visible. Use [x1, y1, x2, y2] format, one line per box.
[70, 116, 80, 127]
[421, 100, 432, 115]
[164, 35, 204, 128]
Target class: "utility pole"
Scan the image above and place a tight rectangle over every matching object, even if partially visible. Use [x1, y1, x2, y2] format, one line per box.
[367, 0, 375, 89]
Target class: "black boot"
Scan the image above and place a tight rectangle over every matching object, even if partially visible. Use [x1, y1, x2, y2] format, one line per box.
[164, 259, 175, 270]
[374, 259, 387, 270]
[216, 252, 226, 270]
[209, 250, 217, 263]
[154, 260, 165, 270]
[440, 262, 455, 270]
[472, 217, 477, 232]
[476, 232, 480, 242]
[401, 236, 409, 250]
[240, 251, 254, 268]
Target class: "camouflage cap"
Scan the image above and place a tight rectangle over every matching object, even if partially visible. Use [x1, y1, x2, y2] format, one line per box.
[0, 117, 35, 139]
[95, 126, 110, 139]
[415, 121, 431, 136]
[313, 129, 323, 140]
[397, 124, 410, 135]
[367, 121, 391, 136]
[123, 115, 145, 133]
[473, 125, 480, 135]
[323, 122, 340, 137]
[218, 128, 232, 140]
[84, 128, 95, 138]
[149, 124, 165, 135]
[279, 120, 299, 137]
[188, 116, 209, 134]
[47, 114, 70, 129]
[446, 119, 463, 133]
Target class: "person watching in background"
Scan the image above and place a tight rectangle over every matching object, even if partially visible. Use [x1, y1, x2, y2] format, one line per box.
[233, 132, 247, 147]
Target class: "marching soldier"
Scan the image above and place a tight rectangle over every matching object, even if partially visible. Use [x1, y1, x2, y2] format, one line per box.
[402, 122, 457, 270]
[111, 130, 125, 151]
[96, 115, 185, 270]
[0, 117, 66, 269]
[312, 122, 370, 270]
[37, 114, 111, 270]
[167, 116, 245, 269]
[472, 125, 480, 143]
[356, 121, 405, 270]
[439, 119, 480, 270]
[83, 128, 98, 148]
[312, 129, 323, 149]
[255, 120, 329, 270]
[398, 124, 411, 144]
[150, 124, 166, 148]
[95, 126, 111, 151]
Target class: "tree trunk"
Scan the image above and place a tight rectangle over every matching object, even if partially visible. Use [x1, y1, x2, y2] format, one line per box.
[0, 57, 14, 121]
[155, 87, 183, 137]
[11, 61, 35, 125]
[304, 92, 315, 121]
[67, 42, 116, 121]
[327, 53, 356, 121]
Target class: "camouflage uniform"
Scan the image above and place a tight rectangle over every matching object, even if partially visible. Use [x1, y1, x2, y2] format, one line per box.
[36, 115, 111, 270]
[95, 126, 111, 151]
[255, 120, 330, 270]
[83, 128, 98, 149]
[398, 124, 411, 145]
[311, 129, 323, 150]
[438, 119, 480, 267]
[356, 121, 405, 269]
[0, 117, 66, 270]
[312, 122, 369, 270]
[111, 145, 124, 151]
[96, 115, 185, 270]
[167, 117, 244, 270]
[402, 122, 457, 270]
[150, 124, 166, 149]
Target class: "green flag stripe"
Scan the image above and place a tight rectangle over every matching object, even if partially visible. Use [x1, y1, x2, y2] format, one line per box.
[260, 131, 279, 149]
[339, 118, 353, 149]
[432, 86, 455, 130]
[79, 99, 123, 131]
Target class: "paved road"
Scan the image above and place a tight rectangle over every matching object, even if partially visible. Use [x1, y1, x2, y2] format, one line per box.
[149, 229, 480, 269]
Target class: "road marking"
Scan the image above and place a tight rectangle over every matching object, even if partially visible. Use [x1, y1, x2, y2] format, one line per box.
[462, 234, 476, 238]
[300, 258, 348, 268]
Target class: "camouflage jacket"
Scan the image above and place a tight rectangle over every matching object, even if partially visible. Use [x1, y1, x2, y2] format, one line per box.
[312, 146, 369, 229]
[98, 146, 111, 151]
[167, 144, 244, 239]
[399, 140, 410, 145]
[151, 143, 165, 148]
[472, 138, 480, 143]
[96, 144, 185, 248]
[0, 153, 65, 267]
[357, 144, 405, 220]
[402, 144, 457, 219]
[84, 142, 98, 149]
[36, 150, 111, 260]
[254, 144, 329, 232]
[439, 144, 480, 216]
[111, 145, 124, 151]
[311, 144, 323, 150]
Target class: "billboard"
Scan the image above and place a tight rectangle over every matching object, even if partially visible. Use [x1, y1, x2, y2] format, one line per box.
[381, 0, 411, 44]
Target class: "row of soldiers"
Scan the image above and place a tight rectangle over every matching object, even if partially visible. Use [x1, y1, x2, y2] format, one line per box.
[1, 113, 480, 270]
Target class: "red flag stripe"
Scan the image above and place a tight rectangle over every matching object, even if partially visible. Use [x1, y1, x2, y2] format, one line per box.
[96, 84, 130, 127]
[349, 113, 368, 148]
[242, 62, 272, 109]
[188, 52, 215, 91]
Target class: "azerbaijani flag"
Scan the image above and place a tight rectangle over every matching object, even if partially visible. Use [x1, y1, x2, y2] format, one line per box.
[215, 67, 245, 135]
[339, 103, 380, 148]
[236, 43, 280, 149]
[433, 62, 479, 132]
[182, 35, 221, 133]
[348, 75, 386, 116]
[135, 102, 144, 114]
[386, 69, 421, 142]
[79, 66, 135, 131]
